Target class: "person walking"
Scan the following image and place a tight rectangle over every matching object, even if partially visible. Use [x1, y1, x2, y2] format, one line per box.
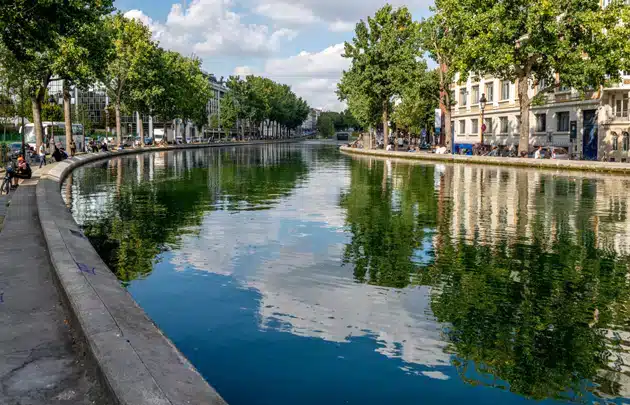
[38, 143, 47, 168]
[70, 140, 76, 157]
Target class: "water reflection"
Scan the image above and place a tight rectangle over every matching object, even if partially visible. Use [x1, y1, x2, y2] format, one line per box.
[64, 145, 630, 404]
[65, 144, 309, 283]
[343, 157, 630, 401]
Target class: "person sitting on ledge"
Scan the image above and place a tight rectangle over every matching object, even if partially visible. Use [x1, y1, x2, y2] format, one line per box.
[12, 156, 32, 188]
[52, 146, 63, 162]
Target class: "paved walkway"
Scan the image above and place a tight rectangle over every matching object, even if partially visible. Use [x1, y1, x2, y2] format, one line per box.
[0, 174, 107, 404]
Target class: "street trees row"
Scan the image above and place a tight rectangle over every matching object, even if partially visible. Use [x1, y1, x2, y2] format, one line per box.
[0, 2, 310, 152]
[220, 75, 309, 140]
[339, 1, 630, 153]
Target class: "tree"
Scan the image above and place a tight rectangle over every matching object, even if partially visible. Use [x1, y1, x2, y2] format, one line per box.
[444, 0, 630, 154]
[53, 22, 112, 152]
[219, 93, 238, 140]
[317, 113, 335, 138]
[418, 5, 460, 148]
[101, 14, 154, 146]
[0, 0, 113, 152]
[392, 68, 440, 139]
[338, 4, 420, 148]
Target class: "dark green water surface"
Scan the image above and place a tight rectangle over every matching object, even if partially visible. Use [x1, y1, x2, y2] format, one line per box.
[63, 142, 630, 404]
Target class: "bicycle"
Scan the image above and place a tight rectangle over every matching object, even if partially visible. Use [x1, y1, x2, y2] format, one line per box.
[1, 166, 13, 195]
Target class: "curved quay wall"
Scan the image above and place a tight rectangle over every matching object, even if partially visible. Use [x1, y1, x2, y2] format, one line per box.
[340, 146, 630, 175]
[36, 140, 302, 405]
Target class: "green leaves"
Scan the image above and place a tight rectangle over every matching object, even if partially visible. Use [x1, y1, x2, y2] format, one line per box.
[338, 4, 422, 132]
[222, 75, 309, 137]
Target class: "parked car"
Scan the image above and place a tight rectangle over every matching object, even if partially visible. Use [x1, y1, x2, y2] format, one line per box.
[8, 142, 22, 158]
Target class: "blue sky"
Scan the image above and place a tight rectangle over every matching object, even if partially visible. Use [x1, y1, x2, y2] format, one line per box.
[114, 0, 434, 111]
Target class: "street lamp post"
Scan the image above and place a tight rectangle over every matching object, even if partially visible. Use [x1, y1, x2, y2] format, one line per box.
[479, 93, 487, 146]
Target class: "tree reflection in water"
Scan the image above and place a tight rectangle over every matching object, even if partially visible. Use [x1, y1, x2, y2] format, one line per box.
[341, 157, 630, 402]
[66, 145, 309, 284]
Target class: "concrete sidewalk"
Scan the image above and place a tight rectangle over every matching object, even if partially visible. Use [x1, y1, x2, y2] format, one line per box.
[0, 175, 107, 404]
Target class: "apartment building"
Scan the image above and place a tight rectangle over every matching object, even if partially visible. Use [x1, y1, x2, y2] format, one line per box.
[450, 71, 630, 160]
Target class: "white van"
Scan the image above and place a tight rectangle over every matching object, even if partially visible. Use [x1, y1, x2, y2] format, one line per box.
[21, 122, 84, 151]
[153, 128, 165, 143]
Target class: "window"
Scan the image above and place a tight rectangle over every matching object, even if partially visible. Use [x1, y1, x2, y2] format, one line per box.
[485, 82, 494, 102]
[613, 132, 619, 151]
[472, 86, 480, 105]
[501, 81, 510, 100]
[471, 119, 479, 134]
[499, 117, 509, 134]
[460, 89, 467, 106]
[484, 118, 493, 134]
[535, 114, 546, 133]
[624, 132, 629, 152]
[539, 78, 547, 91]
[557, 112, 570, 132]
[459, 120, 466, 134]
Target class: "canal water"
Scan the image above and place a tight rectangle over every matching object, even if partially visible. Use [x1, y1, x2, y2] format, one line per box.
[63, 142, 630, 405]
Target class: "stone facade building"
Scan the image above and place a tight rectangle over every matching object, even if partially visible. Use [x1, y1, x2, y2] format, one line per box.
[450, 72, 630, 160]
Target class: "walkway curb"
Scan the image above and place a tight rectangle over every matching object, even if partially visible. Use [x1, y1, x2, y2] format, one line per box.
[36, 140, 302, 405]
[339, 146, 630, 174]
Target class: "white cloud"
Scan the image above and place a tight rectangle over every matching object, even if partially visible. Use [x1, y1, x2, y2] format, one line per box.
[328, 20, 355, 32]
[254, 0, 433, 28]
[235, 43, 350, 111]
[124, 0, 297, 58]
[254, 2, 320, 24]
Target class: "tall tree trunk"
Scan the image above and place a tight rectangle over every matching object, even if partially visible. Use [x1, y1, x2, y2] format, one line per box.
[444, 103, 452, 149]
[382, 100, 389, 148]
[32, 90, 44, 153]
[517, 76, 531, 156]
[439, 61, 451, 149]
[138, 116, 144, 148]
[63, 82, 73, 154]
[115, 101, 122, 146]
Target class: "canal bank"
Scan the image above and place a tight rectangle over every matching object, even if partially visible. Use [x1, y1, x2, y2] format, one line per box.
[9, 139, 303, 405]
[340, 146, 630, 174]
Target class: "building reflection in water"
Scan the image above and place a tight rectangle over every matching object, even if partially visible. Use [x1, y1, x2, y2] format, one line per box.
[346, 157, 630, 401]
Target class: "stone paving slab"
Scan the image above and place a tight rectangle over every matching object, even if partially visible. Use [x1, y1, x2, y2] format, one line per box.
[0, 176, 108, 405]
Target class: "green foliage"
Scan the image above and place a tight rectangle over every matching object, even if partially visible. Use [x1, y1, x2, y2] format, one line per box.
[316, 110, 360, 138]
[222, 75, 309, 137]
[392, 68, 440, 134]
[418, 5, 462, 147]
[101, 13, 154, 140]
[338, 4, 422, 134]
[0, 0, 114, 63]
[317, 114, 335, 138]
